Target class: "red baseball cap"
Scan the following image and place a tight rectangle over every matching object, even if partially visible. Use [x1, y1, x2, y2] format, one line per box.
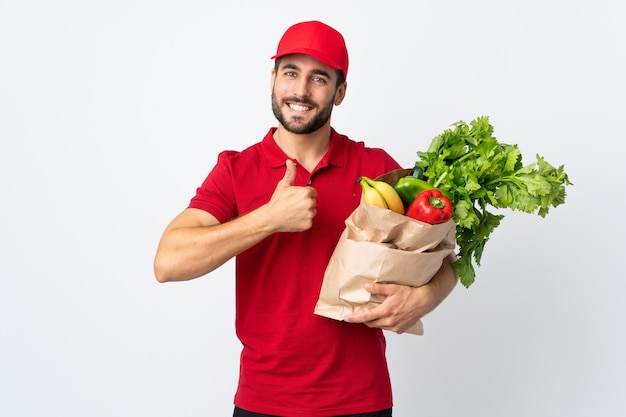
[271, 21, 349, 79]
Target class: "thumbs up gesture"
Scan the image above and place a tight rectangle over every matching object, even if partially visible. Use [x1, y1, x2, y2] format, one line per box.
[277, 158, 298, 188]
[266, 160, 317, 232]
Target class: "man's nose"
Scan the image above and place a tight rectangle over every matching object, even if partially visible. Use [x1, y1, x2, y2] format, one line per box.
[293, 78, 311, 97]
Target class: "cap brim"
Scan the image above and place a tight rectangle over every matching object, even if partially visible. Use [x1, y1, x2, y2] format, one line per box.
[271, 48, 342, 71]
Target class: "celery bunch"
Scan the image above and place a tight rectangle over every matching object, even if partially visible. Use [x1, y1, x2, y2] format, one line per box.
[415, 116, 572, 287]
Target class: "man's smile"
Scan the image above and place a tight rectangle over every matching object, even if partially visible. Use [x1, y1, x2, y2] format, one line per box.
[287, 102, 312, 112]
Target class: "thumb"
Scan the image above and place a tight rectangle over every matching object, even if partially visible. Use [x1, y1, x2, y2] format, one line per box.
[364, 282, 392, 296]
[279, 159, 297, 187]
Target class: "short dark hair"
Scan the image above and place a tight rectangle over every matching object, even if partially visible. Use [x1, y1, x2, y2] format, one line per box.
[274, 57, 345, 89]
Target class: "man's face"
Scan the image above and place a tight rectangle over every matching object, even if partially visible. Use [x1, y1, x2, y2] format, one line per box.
[271, 54, 346, 134]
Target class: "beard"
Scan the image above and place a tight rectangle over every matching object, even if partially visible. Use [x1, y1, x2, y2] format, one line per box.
[271, 91, 335, 134]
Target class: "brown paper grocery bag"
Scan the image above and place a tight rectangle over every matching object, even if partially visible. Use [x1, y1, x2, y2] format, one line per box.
[314, 170, 456, 335]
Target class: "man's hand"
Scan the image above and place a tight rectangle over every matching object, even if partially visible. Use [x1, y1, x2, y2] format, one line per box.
[343, 258, 457, 334]
[154, 160, 318, 282]
[266, 160, 317, 233]
[343, 282, 430, 334]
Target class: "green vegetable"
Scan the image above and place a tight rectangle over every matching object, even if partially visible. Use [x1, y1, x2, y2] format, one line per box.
[415, 116, 572, 287]
[394, 176, 433, 209]
[410, 165, 425, 179]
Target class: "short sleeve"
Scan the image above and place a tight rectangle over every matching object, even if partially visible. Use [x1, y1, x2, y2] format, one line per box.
[188, 151, 239, 224]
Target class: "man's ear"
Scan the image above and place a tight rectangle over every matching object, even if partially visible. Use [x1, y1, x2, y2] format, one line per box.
[270, 68, 276, 92]
[334, 82, 347, 106]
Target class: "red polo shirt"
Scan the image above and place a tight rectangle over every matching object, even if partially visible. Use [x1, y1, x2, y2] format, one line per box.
[189, 128, 402, 416]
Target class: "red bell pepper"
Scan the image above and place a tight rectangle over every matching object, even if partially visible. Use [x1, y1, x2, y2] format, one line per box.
[406, 189, 454, 225]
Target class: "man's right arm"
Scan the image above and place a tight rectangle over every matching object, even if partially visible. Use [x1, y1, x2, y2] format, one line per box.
[153, 160, 316, 282]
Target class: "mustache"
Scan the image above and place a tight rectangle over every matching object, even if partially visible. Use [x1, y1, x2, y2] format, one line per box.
[284, 97, 316, 107]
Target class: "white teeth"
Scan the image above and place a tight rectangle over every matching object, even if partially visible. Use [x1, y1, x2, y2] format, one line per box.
[289, 103, 310, 112]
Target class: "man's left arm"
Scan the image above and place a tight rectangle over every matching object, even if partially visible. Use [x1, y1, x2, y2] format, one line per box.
[343, 255, 458, 334]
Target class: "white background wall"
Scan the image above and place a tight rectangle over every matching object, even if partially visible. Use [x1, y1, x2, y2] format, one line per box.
[1, 1, 624, 416]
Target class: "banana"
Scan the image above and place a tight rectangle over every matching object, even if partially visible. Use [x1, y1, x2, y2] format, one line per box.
[359, 177, 388, 209]
[362, 176, 405, 215]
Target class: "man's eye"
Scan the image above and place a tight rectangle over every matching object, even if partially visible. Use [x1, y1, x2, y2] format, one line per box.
[285, 71, 296, 77]
[312, 76, 326, 83]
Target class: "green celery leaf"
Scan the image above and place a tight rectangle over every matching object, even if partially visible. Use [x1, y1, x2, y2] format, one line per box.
[414, 116, 572, 287]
